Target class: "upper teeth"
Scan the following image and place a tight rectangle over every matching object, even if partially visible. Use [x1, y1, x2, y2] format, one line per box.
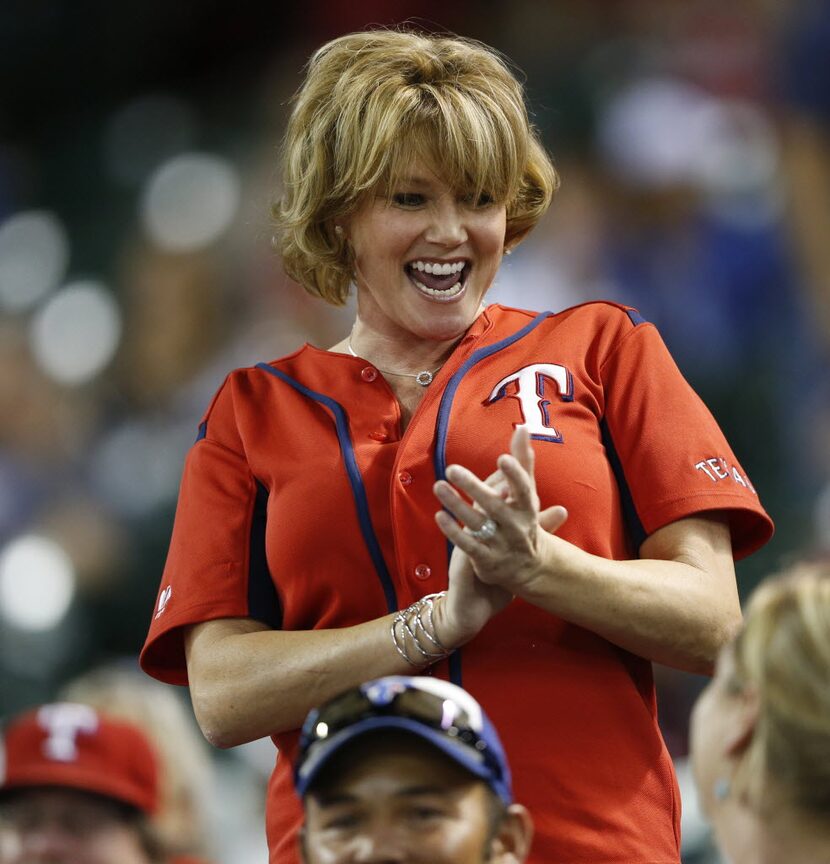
[410, 260, 465, 276]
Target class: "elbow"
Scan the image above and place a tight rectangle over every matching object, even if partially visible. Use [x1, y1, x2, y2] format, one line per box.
[190, 683, 252, 750]
[196, 708, 238, 749]
[690, 607, 743, 675]
[201, 725, 243, 750]
[712, 605, 743, 659]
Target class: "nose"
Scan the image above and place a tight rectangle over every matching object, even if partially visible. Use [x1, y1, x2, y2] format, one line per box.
[424, 198, 467, 247]
[19, 822, 77, 860]
[349, 824, 409, 863]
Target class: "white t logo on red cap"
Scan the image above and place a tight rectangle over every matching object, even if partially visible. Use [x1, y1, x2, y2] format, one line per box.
[37, 703, 99, 762]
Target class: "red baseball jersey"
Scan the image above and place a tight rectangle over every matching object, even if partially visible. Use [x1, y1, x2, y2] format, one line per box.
[141, 302, 773, 864]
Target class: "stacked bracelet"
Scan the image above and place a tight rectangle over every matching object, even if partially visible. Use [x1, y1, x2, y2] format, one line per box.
[391, 592, 451, 667]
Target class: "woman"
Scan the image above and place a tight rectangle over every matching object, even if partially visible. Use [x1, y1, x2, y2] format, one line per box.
[140, 29, 773, 864]
[690, 563, 830, 863]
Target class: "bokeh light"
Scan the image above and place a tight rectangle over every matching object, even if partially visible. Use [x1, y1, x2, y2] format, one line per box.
[0, 534, 76, 632]
[103, 94, 198, 187]
[0, 210, 69, 313]
[141, 152, 241, 252]
[597, 77, 712, 189]
[29, 280, 122, 386]
[90, 419, 194, 518]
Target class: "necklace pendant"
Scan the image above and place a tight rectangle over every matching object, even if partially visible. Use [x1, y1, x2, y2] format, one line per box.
[415, 370, 433, 387]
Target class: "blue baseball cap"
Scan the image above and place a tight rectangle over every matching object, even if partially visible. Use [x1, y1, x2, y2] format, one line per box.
[294, 676, 513, 805]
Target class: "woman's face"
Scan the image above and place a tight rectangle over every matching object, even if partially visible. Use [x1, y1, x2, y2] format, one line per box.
[344, 159, 507, 345]
[689, 645, 744, 818]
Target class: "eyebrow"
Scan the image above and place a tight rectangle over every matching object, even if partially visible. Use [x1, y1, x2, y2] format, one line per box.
[313, 785, 455, 808]
[392, 175, 433, 188]
[312, 792, 359, 807]
[395, 785, 450, 797]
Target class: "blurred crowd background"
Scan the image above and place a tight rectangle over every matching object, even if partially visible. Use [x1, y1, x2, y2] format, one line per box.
[1, 1, 828, 861]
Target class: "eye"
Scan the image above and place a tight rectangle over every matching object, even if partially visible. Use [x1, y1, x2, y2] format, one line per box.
[409, 805, 446, 822]
[461, 192, 494, 208]
[392, 192, 425, 207]
[323, 813, 361, 831]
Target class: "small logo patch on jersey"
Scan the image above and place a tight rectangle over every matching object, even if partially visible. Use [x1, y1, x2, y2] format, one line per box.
[486, 363, 574, 442]
[154, 585, 172, 619]
[694, 456, 757, 494]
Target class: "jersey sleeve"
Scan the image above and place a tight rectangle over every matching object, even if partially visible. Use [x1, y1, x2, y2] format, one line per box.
[140, 374, 280, 685]
[600, 317, 773, 559]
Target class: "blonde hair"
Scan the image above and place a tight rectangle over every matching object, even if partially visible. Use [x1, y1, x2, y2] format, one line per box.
[729, 561, 830, 822]
[275, 28, 558, 305]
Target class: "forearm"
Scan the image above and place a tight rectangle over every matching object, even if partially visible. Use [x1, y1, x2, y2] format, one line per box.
[186, 615, 418, 747]
[519, 538, 741, 674]
[435, 431, 743, 674]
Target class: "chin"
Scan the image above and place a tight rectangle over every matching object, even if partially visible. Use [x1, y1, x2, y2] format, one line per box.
[417, 299, 484, 338]
[418, 319, 474, 343]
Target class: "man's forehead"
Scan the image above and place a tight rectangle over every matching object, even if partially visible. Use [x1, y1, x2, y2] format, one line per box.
[305, 732, 481, 802]
[310, 780, 466, 808]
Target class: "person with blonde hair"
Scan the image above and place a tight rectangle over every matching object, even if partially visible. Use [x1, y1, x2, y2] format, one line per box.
[141, 27, 772, 864]
[690, 562, 830, 864]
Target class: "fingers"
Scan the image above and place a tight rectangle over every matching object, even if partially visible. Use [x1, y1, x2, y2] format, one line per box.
[511, 425, 535, 475]
[483, 468, 510, 500]
[442, 464, 517, 525]
[436, 432, 543, 540]
[434, 478, 490, 528]
[435, 510, 487, 556]
[539, 505, 568, 533]
[496, 453, 537, 511]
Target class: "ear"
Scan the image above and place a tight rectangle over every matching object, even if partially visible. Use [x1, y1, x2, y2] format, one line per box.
[723, 686, 760, 758]
[489, 803, 534, 863]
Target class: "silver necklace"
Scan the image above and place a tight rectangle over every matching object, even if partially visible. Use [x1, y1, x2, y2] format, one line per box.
[347, 337, 443, 387]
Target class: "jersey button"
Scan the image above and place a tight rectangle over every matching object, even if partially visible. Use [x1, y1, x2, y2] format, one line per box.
[398, 471, 413, 487]
[414, 564, 432, 580]
[369, 431, 389, 442]
[360, 366, 378, 382]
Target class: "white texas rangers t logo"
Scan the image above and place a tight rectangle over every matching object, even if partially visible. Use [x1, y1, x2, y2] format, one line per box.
[486, 363, 574, 442]
[37, 703, 99, 761]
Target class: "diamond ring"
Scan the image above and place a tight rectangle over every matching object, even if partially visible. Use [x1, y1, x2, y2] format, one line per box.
[468, 518, 497, 541]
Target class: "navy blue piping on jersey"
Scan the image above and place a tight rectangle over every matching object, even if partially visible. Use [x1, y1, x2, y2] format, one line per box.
[626, 308, 647, 327]
[255, 363, 398, 614]
[432, 310, 554, 686]
[433, 311, 554, 482]
[600, 418, 647, 553]
[195, 421, 208, 442]
[248, 480, 283, 629]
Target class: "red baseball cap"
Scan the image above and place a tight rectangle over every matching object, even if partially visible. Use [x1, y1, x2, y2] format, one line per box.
[0, 702, 159, 814]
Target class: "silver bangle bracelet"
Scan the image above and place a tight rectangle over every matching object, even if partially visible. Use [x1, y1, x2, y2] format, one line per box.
[415, 594, 449, 652]
[390, 592, 450, 667]
[390, 615, 421, 667]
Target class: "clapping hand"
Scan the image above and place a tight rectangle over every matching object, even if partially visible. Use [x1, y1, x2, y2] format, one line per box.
[434, 426, 568, 601]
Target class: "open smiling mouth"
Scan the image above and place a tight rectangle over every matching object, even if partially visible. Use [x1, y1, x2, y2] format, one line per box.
[405, 260, 470, 299]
